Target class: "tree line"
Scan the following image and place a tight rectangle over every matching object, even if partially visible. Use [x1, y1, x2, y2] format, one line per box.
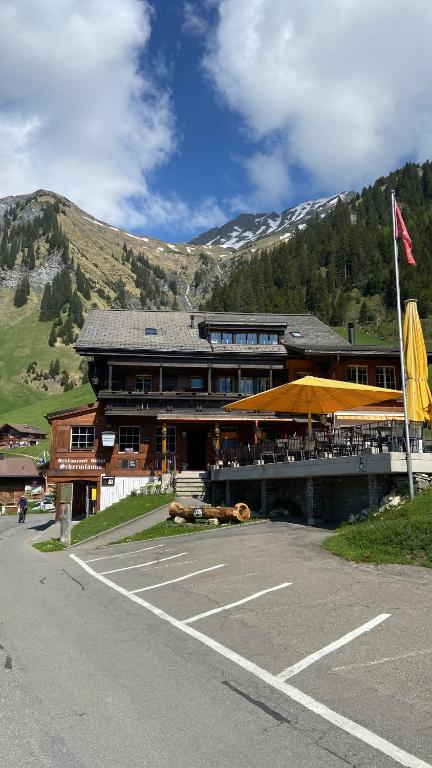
[205, 161, 432, 325]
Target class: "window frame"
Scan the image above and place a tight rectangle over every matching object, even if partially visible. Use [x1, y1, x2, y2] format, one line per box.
[347, 365, 368, 385]
[258, 332, 278, 345]
[190, 375, 204, 391]
[376, 366, 396, 389]
[119, 426, 140, 453]
[135, 374, 152, 393]
[70, 426, 95, 451]
[216, 376, 234, 394]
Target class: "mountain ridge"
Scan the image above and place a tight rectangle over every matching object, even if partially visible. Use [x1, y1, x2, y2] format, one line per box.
[189, 192, 353, 250]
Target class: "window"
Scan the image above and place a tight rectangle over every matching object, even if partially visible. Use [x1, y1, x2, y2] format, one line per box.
[376, 366, 396, 389]
[347, 366, 368, 385]
[259, 332, 278, 345]
[240, 378, 269, 395]
[221, 331, 233, 344]
[119, 426, 140, 453]
[71, 426, 95, 450]
[210, 331, 222, 344]
[234, 332, 247, 344]
[255, 377, 270, 393]
[156, 426, 176, 453]
[145, 327, 157, 335]
[246, 332, 257, 345]
[135, 375, 152, 393]
[191, 376, 204, 390]
[290, 331, 303, 338]
[240, 378, 254, 395]
[216, 376, 233, 393]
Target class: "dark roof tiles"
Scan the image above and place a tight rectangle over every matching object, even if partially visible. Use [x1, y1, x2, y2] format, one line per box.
[76, 310, 350, 354]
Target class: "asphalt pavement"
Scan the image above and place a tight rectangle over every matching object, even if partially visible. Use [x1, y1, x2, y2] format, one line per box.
[1, 512, 432, 768]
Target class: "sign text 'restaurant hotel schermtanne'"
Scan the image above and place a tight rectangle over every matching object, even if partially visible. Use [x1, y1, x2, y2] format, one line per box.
[57, 458, 106, 471]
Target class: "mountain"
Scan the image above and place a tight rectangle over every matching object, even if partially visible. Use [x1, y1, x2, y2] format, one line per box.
[189, 193, 352, 250]
[0, 190, 236, 310]
[0, 190, 238, 411]
[205, 161, 432, 337]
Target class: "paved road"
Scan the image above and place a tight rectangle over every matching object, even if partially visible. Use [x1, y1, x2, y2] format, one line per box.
[1, 513, 432, 767]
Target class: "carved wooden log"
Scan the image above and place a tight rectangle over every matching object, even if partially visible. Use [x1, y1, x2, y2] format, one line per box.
[168, 500, 250, 523]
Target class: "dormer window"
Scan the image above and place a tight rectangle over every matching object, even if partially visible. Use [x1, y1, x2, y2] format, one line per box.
[290, 331, 303, 338]
[145, 327, 157, 336]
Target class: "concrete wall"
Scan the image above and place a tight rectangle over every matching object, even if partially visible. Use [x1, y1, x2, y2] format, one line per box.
[213, 473, 394, 524]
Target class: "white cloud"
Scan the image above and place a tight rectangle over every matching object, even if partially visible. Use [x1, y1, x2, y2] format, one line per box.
[182, 1, 209, 36]
[204, 0, 432, 202]
[0, 0, 225, 235]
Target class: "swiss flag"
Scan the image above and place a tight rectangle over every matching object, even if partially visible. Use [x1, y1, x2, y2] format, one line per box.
[395, 204, 416, 265]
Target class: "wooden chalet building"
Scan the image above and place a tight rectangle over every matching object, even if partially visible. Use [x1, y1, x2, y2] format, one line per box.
[47, 310, 403, 516]
[0, 422, 47, 448]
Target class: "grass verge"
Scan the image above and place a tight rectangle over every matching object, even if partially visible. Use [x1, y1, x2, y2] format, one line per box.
[110, 518, 252, 545]
[70, 493, 175, 544]
[33, 539, 65, 552]
[323, 489, 432, 567]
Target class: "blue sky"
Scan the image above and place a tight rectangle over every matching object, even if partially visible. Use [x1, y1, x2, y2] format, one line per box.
[0, 1, 431, 242]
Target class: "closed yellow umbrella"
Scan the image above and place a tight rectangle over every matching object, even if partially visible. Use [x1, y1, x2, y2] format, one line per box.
[402, 299, 432, 422]
[225, 375, 402, 433]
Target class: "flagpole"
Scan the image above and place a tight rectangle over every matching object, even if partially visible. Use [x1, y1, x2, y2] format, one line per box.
[391, 189, 414, 500]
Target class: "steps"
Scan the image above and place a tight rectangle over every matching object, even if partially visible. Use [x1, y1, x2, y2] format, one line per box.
[174, 470, 211, 501]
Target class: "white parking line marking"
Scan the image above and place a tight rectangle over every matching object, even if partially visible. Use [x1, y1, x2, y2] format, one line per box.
[333, 648, 432, 672]
[130, 564, 225, 593]
[183, 583, 292, 624]
[85, 544, 164, 563]
[277, 613, 391, 680]
[100, 552, 187, 575]
[70, 554, 431, 768]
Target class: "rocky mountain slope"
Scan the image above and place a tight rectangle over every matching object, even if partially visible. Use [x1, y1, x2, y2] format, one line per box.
[189, 193, 352, 250]
[0, 190, 235, 311]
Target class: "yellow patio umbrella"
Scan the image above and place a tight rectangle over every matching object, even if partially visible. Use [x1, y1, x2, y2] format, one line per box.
[224, 375, 402, 433]
[402, 299, 432, 422]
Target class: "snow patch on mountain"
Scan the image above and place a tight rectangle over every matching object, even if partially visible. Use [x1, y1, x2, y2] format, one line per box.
[189, 193, 351, 250]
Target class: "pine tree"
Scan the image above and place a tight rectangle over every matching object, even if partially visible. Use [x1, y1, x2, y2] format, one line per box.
[54, 358, 61, 375]
[48, 324, 57, 347]
[40, 283, 55, 320]
[13, 276, 30, 307]
[69, 290, 84, 327]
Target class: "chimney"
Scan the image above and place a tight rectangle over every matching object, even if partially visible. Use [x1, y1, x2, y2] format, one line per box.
[347, 322, 355, 346]
[190, 314, 195, 328]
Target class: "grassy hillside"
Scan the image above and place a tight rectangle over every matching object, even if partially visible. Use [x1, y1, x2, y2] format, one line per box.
[323, 489, 432, 567]
[0, 383, 94, 458]
[0, 287, 82, 413]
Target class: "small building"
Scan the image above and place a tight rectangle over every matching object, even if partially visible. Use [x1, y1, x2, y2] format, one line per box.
[0, 455, 41, 505]
[47, 310, 405, 516]
[0, 423, 48, 448]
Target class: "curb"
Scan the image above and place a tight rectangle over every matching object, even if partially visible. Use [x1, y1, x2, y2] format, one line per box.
[68, 502, 171, 548]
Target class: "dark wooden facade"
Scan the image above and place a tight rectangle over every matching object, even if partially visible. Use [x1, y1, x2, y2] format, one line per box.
[47, 311, 404, 515]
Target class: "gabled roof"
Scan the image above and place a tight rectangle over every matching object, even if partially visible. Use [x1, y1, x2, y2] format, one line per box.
[0, 423, 47, 436]
[0, 456, 40, 478]
[75, 310, 350, 355]
[46, 403, 98, 422]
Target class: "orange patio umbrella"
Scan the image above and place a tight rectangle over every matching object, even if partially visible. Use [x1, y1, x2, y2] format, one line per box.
[224, 375, 402, 434]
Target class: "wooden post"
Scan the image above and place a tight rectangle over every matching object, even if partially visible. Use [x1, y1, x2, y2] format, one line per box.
[207, 367, 212, 394]
[161, 423, 167, 474]
[214, 423, 220, 464]
[159, 365, 163, 393]
[269, 367, 273, 388]
[108, 365, 112, 391]
[238, 367, 241, 393]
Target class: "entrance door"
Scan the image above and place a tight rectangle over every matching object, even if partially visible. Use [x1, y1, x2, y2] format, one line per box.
[186, 428, 207, 470]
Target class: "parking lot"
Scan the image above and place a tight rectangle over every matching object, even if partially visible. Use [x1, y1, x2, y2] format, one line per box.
[72, 522, 432, 767]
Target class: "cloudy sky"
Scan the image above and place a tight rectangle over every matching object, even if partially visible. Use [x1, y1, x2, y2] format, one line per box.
[1, 0, 432, 240]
